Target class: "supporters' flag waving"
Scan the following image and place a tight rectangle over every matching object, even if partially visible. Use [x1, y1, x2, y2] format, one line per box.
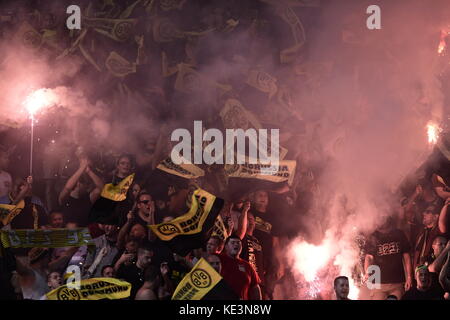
[101, 174, 135, 201]
[172, 258, 237, 300]
[0, 228, 94, 248]
[211, 215, 229, 242]
[89, 174, 135, 224]
[46, 278, 131, 300]
[0, 200, 25, 226]
[149, 188, 224, 256]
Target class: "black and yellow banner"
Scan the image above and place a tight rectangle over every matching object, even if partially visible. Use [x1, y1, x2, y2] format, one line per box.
[174, 63, 231, 94]
[220, 99, 288, 160]
[255, 216, 272, 234]
[150, 188, 217, 240]
[0, 228, 94, 248]
[105, 51, 137, 77]
[101, 173, 135, 201]
[15, 21, 42, 50]
[83, 17, 138, 42]
[0, 200, 25, 226]
[149, 189, 224, 256]
[46, 278, 131, 300]
[224, 160, 297, 185]
[246, 68, 278, 99]
[172, 258, 222, 300]
[211, 215, 229, 242]
[90, 174, 135, 224]
[157, 157, 205, 179]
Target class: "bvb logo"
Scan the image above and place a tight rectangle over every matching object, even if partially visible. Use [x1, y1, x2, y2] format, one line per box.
[158, 223, 180, 236]
[190, 269, 211, 288]
[56, 287, 81, 300]
[114, 22, 133, 42]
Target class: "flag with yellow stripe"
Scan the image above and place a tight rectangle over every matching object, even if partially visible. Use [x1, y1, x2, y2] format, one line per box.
[172, 258, 237, 300]
[0, 200, 25, 226]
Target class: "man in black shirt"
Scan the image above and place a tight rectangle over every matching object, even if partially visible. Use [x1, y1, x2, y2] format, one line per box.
[241, 212, 265, 286]
[116, 244, 154, 300]
[364, 216, 413, 300]
[58, 158, 104, 227]
[402, 265, 445, 300]
[249, 190, 283, 300]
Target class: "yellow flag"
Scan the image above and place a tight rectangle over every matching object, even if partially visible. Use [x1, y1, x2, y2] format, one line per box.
[83, 17, 137, 42]
[101, 174, 135, 201]
[0, 200, 25, 226]
[211, 215, 229, 242]
[152, 17, 184, 43]
[172, 258, 222, 300]
[14, 21, 42, 50]
[278, 6, 306, 63]
[220, 98, 288, 160]
[157, 157, 205, 179]
[105, 51, 137, 77]
[174, 63, 231, 94]
[159, 0, 187, 11]
[149, 189, 216, 241]
[46, 278, 131, 300]
[246, 68, 278, 98]
[224, 160, 297, 185]
[0, 228, 94, 248]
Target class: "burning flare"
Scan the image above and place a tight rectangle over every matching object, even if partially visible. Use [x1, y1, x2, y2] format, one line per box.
[22, 88, 56, 119]
[291, 240, 331, 282]
[427, 121, 440, 145]
[438, 29, 448, 55]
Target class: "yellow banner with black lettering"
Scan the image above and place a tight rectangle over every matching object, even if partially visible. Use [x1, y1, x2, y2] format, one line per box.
[83, 17, 137, 42]
[224, 160, 297, 185]
[157, 157, 205, 179]
[211, 215, 228, 242]
[0, 228, 94, 248]
[105, 51, 137, 77]
[149, 189, 218, 241]
[0, 200, 25, 226]
[220, 99, 288, 160]
[172, 258, 222, 300]
[101, 173, 135, 201]
[46, 278, 131, 300]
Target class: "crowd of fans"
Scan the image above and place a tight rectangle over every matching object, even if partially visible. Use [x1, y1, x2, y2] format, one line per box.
[0, 149, 286, 300]
[0, 146, 449, 301]
[0, 0, 449, 301]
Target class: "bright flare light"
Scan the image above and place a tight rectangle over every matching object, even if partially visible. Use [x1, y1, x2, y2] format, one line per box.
[427, 121, 440, 145]
[291, 240, 331, 282]
[23, 88, 56, 118]
[438, 30, 449, 55]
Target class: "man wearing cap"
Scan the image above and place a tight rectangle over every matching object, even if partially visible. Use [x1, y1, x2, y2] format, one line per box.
[402, 265, 445, 300]
[414, 205, 445, 269]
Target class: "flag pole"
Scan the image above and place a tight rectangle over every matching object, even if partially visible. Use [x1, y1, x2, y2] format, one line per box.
[30, 115, 34, 176]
